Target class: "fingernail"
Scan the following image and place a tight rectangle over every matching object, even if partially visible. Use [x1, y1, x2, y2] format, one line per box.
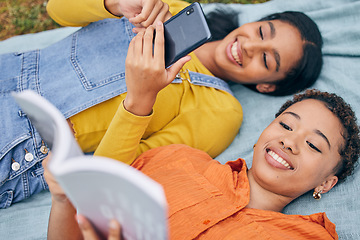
[109, 220, 117, 230]
[76, 215, 84, 226]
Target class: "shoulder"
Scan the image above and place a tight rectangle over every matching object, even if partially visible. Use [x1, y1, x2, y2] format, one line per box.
[241, 210, 338, 240]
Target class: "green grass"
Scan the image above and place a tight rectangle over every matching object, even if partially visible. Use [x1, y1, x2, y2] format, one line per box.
[10, 5, 57, 34]
[0, 0, 60, 40]
[0, 0, 268, 40]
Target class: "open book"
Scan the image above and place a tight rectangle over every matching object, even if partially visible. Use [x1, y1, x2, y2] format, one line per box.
[12, 90, 168, 240]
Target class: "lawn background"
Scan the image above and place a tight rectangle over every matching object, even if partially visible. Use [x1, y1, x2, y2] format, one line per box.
[0, 0, 268, 41]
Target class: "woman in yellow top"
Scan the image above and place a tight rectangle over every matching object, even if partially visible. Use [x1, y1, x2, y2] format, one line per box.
[48, 0, 245, 162]
[45, 0, 323, 164]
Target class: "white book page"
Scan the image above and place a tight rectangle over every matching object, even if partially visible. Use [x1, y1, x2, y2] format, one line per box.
[60, 156, 168, 240]
[12, 90, 168, 239]
[11, 90, 83, 172]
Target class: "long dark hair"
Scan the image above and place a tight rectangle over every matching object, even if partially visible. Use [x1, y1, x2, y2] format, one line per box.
[205, 9, 323, 96]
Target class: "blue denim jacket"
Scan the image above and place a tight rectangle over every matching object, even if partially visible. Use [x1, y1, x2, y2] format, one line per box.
[0, 18, 232, 208]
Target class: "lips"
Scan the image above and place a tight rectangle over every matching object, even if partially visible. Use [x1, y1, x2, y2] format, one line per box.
[265, 148, 294, 170]
[226, 39, 243, 66]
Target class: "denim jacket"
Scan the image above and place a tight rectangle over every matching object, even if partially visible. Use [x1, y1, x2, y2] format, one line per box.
[0, 18, 232, 208]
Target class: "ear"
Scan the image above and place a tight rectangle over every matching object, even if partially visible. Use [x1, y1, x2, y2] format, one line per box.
[315, 176, 339, 194]
[256, 83, 277, 93]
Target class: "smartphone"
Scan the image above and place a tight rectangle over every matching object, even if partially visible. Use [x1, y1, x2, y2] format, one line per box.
[163, 2, 212, 67]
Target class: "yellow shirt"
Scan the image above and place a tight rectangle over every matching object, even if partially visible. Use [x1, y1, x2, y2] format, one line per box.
[47, 0, 189, 26]
[47, 0, 243, 164]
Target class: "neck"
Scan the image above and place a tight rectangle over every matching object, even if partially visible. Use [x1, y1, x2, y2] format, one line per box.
[194, 41, 224, 79]
[246, 169, 294, 212]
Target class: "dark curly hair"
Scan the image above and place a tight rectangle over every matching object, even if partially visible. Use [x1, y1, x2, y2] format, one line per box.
[275, 89, 360, 182]
[205, 9, 323, 96]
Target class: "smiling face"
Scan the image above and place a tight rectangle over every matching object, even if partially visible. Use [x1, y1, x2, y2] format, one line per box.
[213, 20, 304, 86]
[249, 99, 344, 199]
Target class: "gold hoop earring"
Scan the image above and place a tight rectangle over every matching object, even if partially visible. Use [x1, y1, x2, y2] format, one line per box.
[313, 190, 322, 200]
[253, 144, 256, 149]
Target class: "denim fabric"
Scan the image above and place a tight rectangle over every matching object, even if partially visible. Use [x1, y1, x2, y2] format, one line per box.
[0, 18, 232, 208]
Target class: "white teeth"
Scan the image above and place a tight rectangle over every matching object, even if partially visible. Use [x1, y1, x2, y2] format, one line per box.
[231, 41, 242, 66]
[268, 150, 291, 169]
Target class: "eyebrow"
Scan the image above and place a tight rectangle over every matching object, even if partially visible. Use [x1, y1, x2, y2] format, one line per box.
[315, 129, 331, 149]
[283, 111, 300, 119]
[268, 22, 276, 38]
[268, 22, 280, 72]
[283, 112, 331, 149]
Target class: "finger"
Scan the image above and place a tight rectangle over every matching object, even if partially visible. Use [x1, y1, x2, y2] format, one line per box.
[77, 215, 99, 240]
[42, 154, 50, 169]
[129, 10, 149, 26]
[164, 11, 172, 22]
[146, 3, 170, 27]
[140, 1, 165, 27]
[153, 21, 165, 67]
[126, 35, 136, 63]
[143, 26, 155, 59]
[129, 13, 143, 29]
[167, 55, 192, 81]
[130, 0, 163, 27]
[126, 32, 144, 72]
[133, 30, 145, 58]
[108, 219, 122, 240]
[42, 153, 53, 180]
[42, 152, 55, 184]
[132, 26, 146, 34]
[132, 27, 140, 34]
[136, 30, 145, 52]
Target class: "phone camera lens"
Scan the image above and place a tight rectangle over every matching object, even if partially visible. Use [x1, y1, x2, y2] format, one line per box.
[186, 8, 194, 15]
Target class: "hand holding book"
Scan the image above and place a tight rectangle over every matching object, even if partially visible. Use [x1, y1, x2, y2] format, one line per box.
[12, 90, 168, 240]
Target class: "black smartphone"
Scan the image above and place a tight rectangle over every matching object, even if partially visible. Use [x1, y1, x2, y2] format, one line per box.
[163, 2, 212, 67]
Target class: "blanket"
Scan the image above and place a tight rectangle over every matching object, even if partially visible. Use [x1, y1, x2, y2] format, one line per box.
[1, 0, 359, 239]
[204, 1, 360, 239]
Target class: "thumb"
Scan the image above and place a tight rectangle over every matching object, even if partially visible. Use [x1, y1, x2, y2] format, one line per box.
[164, 12, 172, 22]
[76, 214, 99, 240]
[166, 55, 191, 81]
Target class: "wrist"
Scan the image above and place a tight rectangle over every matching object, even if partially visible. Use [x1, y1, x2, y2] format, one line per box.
[104, 0, 123, 17]
[51, 195, 72, 206]
[51, 196, 76, 215]
[123, 94, 156, 116]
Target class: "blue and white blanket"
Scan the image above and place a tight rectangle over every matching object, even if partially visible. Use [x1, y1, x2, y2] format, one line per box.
[1, 0, 359, 239]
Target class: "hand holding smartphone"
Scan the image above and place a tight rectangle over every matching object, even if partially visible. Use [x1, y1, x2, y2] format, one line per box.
[162, 2, 212, 67]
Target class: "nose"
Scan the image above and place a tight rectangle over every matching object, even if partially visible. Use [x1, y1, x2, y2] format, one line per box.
[281, 137, 299, 155]
[242, 40, 269, 58]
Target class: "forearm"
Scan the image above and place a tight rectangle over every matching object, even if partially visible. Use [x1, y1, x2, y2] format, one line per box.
[47, 199, 82, 240]
[95, 20, 189, 164]
[94, 101, 153, 165]
[46, 0, 117, 26]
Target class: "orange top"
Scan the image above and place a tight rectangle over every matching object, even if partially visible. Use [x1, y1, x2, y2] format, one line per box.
[132, 144, 338, 240]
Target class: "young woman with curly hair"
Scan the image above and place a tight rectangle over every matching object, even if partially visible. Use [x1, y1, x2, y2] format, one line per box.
[44, 87, 360, 240]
